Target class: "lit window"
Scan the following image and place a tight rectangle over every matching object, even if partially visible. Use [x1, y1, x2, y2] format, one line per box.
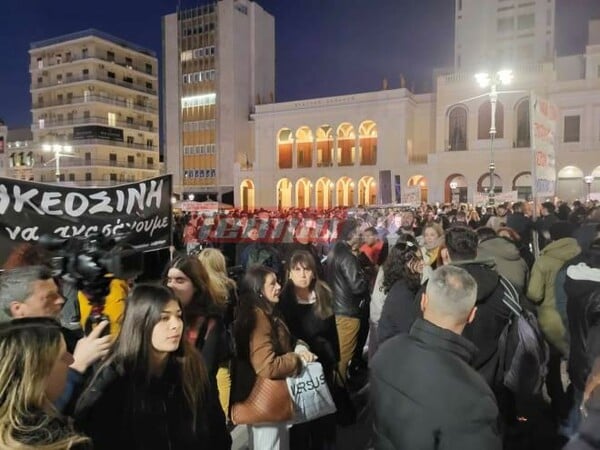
[108, 112, 116, 126]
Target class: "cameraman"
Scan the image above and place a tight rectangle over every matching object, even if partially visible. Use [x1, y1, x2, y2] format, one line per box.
[0, 265, 112, 413]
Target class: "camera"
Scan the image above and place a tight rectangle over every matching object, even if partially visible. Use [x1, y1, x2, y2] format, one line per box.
[40, 233, 144, 335]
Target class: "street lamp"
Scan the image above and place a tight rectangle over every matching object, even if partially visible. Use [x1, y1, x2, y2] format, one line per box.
[42, 143, 74, 183]
[584, 175, 594, 202]
[475, 69, 513, 206]
[188, 193, 195, 201]
[449, 181, 458, 204]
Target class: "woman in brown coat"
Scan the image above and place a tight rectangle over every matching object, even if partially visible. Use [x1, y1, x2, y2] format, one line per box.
[231, 266, 316, 450]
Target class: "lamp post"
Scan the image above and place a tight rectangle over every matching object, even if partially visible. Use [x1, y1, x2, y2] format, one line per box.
[42, 143, 74, 183]
[475, 69, 514, 206]
[449, 181, 458, 204]
[584, 175, 594, 202]
[188, 193, 195, 201]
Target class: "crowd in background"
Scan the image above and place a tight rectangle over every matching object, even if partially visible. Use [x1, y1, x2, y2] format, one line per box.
[1, 197, 600, 449]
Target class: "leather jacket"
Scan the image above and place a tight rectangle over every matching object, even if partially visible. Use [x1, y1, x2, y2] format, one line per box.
[325, 241, 369, 318]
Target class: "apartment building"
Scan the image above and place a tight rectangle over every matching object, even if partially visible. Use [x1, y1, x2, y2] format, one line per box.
[455, 0, 555, 71]
[5, 127, 33, 181]
[28, 29, 159, 185]
[162, 0, 274, 204]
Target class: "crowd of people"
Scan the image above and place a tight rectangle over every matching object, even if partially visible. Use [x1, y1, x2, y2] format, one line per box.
[1, 198, 600, 449]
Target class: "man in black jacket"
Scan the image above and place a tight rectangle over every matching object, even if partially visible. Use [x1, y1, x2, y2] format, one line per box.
[325, 219, 369, 380]
[564, 241, 600, 435]
[371, 265, 501, 450]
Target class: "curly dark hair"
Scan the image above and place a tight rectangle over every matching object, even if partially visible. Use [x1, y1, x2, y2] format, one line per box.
[381, 234, 422, 294]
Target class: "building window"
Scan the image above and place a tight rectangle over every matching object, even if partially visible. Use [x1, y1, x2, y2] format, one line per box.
[515, 99, 530, 148]
[82, 48, 88, 58]
[123, 76, 133, 84]
[85, 173, 92, 181]
[109, 154, 117, 166]
[126, 117, 134, 125]
[146, 120, 153, 129]
[517, 13, 535, 30]
[68, 174, 75, 182]
[107, 51, 115, 62]
[38, 119, 45, 129]
[108, 112, 116, 126]
[83, 111, 90, 119]
[37, 57, 43, 69]
[85, 152, 91, 162]
[478, 101, 504, 139]
[107, 71, 115, 79]
[147, 157, 154, 168]
[127, 155, 134, 167]
[146, 139, 153, 148]
[448, 106, 468, 151]
[145, 63, 152, 74]
[83, 68, 89, 77]
[127, 136, 134, 144]
[564, 115, 580, 143]
[110, 173, 117, 181]
[497, 17, 514, 32]
[146, 82, 153, 90]
[125, 57, 133, 68]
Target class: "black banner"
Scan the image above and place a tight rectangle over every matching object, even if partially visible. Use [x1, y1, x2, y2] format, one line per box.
[73, 125, 124, 142]
[0, 175, 172, 266]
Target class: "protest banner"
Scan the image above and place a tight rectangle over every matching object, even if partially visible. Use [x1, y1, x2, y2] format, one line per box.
[0, 175, 172, 266]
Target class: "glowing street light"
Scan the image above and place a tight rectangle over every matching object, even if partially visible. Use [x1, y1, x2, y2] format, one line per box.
[42, 143, 74, 183]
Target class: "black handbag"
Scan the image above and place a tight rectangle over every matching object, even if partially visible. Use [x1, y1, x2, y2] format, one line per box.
[330, 369, 357, 427]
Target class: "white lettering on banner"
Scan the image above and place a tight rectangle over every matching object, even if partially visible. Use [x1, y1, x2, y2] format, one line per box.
[0, 179, 164, 217]
[51, 216, 170, 239]
[4, 226, 40, 241]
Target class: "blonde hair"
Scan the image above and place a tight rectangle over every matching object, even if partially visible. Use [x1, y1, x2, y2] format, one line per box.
[197, 248, 236, 308]
[0, 318, 90, 449]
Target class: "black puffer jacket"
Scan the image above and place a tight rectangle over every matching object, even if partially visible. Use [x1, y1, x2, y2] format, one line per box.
[565, 263, 600, 391]
[325, 241, 369, 318]
[371, 319, 501, 450]
[455, 260, 512, 387]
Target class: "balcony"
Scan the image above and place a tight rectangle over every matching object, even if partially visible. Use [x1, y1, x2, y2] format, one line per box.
[65, 138, 158, 152]
[32, 115, 156, 132]
[33, 73, 157, 96]
[35, 157, 157, 171]
[32, 54, 156, 78]
[33, 94, 157, 114]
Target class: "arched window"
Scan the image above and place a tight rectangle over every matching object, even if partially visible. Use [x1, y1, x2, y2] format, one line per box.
[448, 106, 467, 151]
[478, 101, 504, 139]
[515, 99, 530, 148]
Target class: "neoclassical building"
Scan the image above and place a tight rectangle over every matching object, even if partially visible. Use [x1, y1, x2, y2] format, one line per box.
[234, 21, 600, 210]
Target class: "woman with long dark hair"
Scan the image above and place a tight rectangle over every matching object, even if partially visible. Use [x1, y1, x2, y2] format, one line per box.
[377, 234, 424, 345]
[231, 266, 315, 450]
[75, 284, 231, 450]
[279, 250, 339, 450]
[165, 255, 228, 380]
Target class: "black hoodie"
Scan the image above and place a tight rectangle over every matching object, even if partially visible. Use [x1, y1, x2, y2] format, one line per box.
[455, 260, 512, 388]
[565, 263, 600, 391]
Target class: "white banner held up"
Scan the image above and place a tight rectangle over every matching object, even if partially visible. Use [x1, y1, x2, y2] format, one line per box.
[401, 186, 421, 207]
[531, 93, 557, 200]
[473, 190, 519, 206]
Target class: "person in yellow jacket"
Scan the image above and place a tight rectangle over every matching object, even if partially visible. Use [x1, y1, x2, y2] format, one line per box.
[78, 278, 129, 337]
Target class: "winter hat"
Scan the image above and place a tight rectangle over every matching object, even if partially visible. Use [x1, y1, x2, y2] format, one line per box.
[549, 221, 576, 241]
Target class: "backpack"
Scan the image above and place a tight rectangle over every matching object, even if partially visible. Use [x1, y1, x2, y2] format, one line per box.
[496, 276, 549, 396]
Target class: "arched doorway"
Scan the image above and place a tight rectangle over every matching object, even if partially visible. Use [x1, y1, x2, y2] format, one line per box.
[295, 126, 313, 168]
[512, 172, 532, 201]
[336, 123, 356, 166]
[277, 128, 293, 169]
[557, 166, 584, 201]
[296, 178, 312, 208]
[444, 174, 468, 203]
[276, 178, 293, 210]
[316, 177, 334, 209]
[239, 179, 255, 211]
[407, 175, 428, 203]
[336, 176, 355, 207]
[358, 176, 377, 205]
[358, 120, 377, 165]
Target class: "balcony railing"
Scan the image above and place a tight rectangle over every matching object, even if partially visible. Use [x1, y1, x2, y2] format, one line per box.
[35, 157, 157, 171]
[33, 73, 157, 96]
[32, 115, 156, 132]
[64, 138, 158, 152]
[33, 94, 157, 114]
[32, 54, 156, 77]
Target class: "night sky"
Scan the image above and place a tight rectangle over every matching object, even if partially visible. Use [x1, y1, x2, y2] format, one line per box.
[1, 0, 599, 127]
